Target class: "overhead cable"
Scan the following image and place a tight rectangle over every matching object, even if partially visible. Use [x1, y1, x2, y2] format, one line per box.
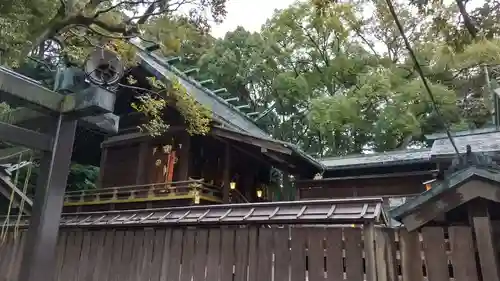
[384, 0, 461, 157]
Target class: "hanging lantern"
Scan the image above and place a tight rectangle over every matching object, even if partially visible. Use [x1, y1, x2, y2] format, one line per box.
[256, 189, 263, 198]
[423, 179, 436, 191]
[230, 181, 236, 190]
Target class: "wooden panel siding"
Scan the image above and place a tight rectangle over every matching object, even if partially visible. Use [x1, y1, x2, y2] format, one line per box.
[0, 225, 490, 281]
[101, 144, 140, 188]
[298, 175, 429, 199]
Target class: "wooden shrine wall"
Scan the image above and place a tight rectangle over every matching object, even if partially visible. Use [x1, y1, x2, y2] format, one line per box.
[0, 225, 492, 281]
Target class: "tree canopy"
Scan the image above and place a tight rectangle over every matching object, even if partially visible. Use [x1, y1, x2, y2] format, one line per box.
[3, 0, 500, 161]
[197, 0, 500, 157]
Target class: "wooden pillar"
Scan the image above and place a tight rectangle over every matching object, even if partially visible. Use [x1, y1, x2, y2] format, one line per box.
[241, 169, 254, 202]
[294, 175, 301, 200]
[222, 143, 230, 203]
[282, 171, 291, 201]
[176, 133, 191, 181]
[18, 117, 77, 281]
[135, 142, 149, 184]
[97, 147, 108, 188]
[469, 200, 500, 281]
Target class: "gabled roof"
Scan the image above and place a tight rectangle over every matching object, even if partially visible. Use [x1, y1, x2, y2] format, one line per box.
[320, 130, 500, 170]
[131, 40, 269, 139]
[389, 166, 500, 231]
[129, 40, 323, 172]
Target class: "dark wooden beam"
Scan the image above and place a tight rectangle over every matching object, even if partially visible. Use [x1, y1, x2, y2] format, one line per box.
[101, 126, 186, 147]
[211, 127, 292, 155]
[264, 150, 296, 169]
[18, 117, 77, 281]
[0, 68, 116, 118]
[282, 171, 291, 201]
[0, 121, 53, 152]
[0, 67, 63, 113]
[135, 142, 149, 184]
[222, 143, 231, 203]
[61, 86, 115, 116]
[176, 133, 191, 181]
[213, 136, 288, 172]
[296, 169, 439, 184]
[97, 147, 108, 188]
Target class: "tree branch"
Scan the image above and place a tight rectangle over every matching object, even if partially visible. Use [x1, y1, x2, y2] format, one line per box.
[136, 1, 159, 24]
[455, 0, 477, 38]
[93, 0, 149, 18]
[128, 0, 197, 25]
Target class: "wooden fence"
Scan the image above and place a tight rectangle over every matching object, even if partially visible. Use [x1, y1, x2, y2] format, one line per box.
[0, 225, 491, 281]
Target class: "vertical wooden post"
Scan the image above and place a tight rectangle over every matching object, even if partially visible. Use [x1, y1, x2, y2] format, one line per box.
[469, 200, 500, 281]
[294, 175, 301, 200]
[400, 229, 425, 281]
[18, 117, 77, 281]
[374, 227, 398, 281]
[97, 147, 108, 188]
[177, 133, 191, 181]
[242, 170, 254, 202]
[282, 171, 290, 201]
[135, 142, 148, 185]
[364, 224, 377, 281]
[222, 143, 231, 203]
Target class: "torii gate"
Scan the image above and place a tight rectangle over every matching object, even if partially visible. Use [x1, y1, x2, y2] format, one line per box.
[0, 65, 118, 281]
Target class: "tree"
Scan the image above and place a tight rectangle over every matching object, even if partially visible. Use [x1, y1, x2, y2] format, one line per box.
[198, 0, 500, 157]
[1, 0, 227, 65]
[0, 0, 226, 137]
[143, 15, 216, 67]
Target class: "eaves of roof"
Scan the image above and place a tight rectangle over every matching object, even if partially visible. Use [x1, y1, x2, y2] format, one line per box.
[319, 149, 432, 170]
[128, 40, 324, 171]
[131, 42, 269, 139]
[389, 166, 500, 221]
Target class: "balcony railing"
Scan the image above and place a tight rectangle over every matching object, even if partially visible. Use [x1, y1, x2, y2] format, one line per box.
[64, 179, 223, 206]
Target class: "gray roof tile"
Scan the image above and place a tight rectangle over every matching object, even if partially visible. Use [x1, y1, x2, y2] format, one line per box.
[431, 131, 500, 156]
[320, 149, 432, 169]
[1, 198, 388, 227]
[135, 47, 270, 139]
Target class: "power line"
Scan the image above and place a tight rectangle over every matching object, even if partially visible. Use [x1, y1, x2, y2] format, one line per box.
[384, 0, 461, 157]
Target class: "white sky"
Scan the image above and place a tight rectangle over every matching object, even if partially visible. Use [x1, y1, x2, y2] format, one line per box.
[210, 0, 297, 38]
[208, 0, 485, 39]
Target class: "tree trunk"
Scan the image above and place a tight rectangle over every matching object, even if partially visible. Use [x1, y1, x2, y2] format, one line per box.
[455, 0, 477, 38]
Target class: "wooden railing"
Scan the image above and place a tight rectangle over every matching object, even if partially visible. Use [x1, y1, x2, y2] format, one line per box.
[230, 188, 249, 203]
[63, 179, 223, 205]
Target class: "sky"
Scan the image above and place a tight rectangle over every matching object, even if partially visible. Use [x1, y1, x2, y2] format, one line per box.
[210, 0, 297, 38]
[209, 0, 485, 39]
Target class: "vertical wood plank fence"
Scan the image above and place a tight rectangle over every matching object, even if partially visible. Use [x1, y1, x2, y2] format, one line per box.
[0, 225, 493, 281]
